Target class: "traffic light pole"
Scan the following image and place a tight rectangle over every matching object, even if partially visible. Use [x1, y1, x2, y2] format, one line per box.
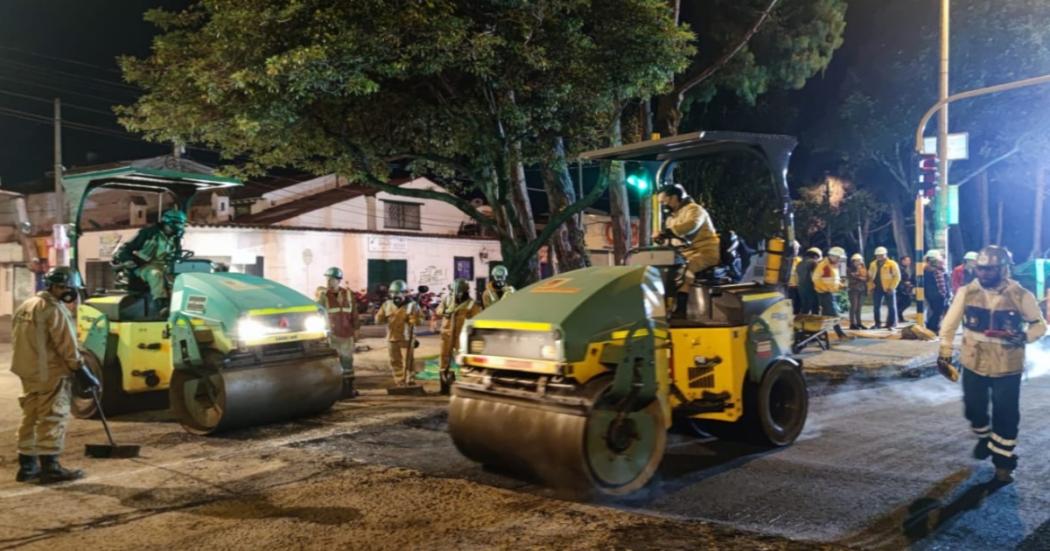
[935, 0, 950, 264]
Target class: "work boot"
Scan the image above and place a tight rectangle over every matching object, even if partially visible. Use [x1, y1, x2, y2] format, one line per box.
[342, 378, 359, 399]
[973, 438, 991, 460]
[15, 454, 39, 483]
[994, 467, 1014, 483]
[439, 371, 454, 396]
[38, 455, 84, 484]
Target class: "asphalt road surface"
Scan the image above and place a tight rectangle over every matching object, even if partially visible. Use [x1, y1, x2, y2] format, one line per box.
[0, 338, 1048, 550]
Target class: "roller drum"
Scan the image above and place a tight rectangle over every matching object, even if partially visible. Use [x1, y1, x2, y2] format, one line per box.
[448, 380, 667, 496]
[170, 356, 342, 435]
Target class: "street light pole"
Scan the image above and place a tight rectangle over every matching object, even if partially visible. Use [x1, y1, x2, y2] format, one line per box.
[935, 0, 950, 260]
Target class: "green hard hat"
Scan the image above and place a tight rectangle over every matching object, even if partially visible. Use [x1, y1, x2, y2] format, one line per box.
[491, 265, 509, 281]
[324, 266, 343, 279]
[43, 266, 83, 289]
[161, 209, 188, 226]
[453, 278, 469, 294]
[389, 279, 407, 294]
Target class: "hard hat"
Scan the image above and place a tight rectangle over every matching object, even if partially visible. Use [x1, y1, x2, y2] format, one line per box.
[850, 253, 863, 261]
[963, 251, 979, 261]
[324, 267, 343, 280]
[925, 249, 943, 261]
[656, 183, 689, 199]
[827, 246, 846, 258]
[453, 278, 470, 294]
[389, 279, 407, 294]
[874, 246, 888, 256]
[491, 265, 509, 281]
[806, 247, 823, 257]
[161, 209, 188, 226]
[976, 245, 1013, 268]
[43, 266, 83, 289]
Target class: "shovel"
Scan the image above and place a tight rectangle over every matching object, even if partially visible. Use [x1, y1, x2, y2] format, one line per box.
[84, 388, 141, 459]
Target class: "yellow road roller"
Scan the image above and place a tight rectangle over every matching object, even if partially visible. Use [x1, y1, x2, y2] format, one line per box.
[65, 165, 345, 433]
[448, 131, 806, 495]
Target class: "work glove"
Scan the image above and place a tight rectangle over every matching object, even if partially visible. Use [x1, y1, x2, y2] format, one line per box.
[74, 364, 101, 392]
[936, 355, 959, 382]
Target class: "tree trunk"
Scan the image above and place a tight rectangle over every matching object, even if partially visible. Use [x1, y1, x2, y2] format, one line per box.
[995, 199, 1004, 245]
[607, 119, 632, 264]
[889, 197, 912, 259]
[506, 151, 541, 283]
[1031, 164, 1046, 260]
[542, 137, 591, 272]
[949, 225, 965, 266]
[977, 170, 990, 247]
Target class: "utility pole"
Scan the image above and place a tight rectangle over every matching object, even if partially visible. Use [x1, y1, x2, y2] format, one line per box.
[53, 97, 63, 224]
[935, 0, 950, 261]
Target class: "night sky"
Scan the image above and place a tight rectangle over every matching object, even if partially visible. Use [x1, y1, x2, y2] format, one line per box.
[0, 0, 188, 191]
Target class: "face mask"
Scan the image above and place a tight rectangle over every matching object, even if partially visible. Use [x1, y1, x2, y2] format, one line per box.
[60, 290, 78, 303]
[393, 296, 405, 306]
[493, 279, 505, 290]
[977, 268, 1002, 289]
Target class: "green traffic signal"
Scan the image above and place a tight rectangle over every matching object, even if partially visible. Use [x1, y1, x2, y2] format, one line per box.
[625, 163, 651, 191]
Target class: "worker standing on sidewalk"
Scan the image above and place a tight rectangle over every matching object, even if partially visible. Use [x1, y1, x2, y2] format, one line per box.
[937, 246, 1047, 483]
[316, 267, 360, 398]
[867, 247, 901, 329]
[847, 253, 868, 330]
[813, 247, 845, 317]
[12, 267, 100, 484]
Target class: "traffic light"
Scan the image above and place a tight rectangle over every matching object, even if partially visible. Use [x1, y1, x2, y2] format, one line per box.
[625, 162, 651, 192]
[917, 153, 940, 198]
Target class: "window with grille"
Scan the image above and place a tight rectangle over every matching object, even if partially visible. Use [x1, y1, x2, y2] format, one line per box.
[384, 200, 422, 230]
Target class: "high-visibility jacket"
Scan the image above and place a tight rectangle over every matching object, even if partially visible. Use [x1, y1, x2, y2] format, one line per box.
[482, 282, 516, 308]
[375, 300, 421, 342]
[866, 259, 901, 293]
[788, 256, 802, 287]
[316, 287, 359, 339]
[812, 258, 842, 294]
[666, 201, 720, 273]
[437, 295, 482, 359]
[938, 279, 1047, 377]
[11, 292, 80, 386]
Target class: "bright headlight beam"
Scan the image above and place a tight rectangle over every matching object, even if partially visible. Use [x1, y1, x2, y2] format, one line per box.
[304, 314, 327, 333]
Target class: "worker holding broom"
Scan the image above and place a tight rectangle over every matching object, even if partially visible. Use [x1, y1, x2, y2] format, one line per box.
[11, 267, 99, 484]
[376, 280, 422, 385]
[437, 278, 482, 395]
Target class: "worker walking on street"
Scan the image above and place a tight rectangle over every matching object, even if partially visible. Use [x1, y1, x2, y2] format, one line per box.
[937, 246, 1046, 483]
[796, 247, 822, 315]
[113, 208, 187, 316]
[316, 267, 360, 398]
[952, 251, 979, 293]
[437, 279, 482, 395]
[12, 267, 100, 484]
[847, 253, 868, 330]
[375, 280, 422, 385]
[813, 247, 845, 317]
[655, 184, 720, 296]
[867, 247, 901, 329]
[482, 265, 515, 308]
[924, 250, 952, 333]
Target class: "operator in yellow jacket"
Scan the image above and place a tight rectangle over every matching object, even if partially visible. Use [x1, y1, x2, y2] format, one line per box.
[866, 246, 902, 329]
[437, 278, 482, 395]
[12, 267, 100, 484]
[655, 183, 720, 295]
[813, 247, 845, 316]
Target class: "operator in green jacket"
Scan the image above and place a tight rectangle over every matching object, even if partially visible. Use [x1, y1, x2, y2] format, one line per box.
[113, 209, 186, 315]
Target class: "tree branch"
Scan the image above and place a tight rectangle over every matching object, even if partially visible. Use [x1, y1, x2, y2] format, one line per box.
[511, 165, 611, 266]
[671, 0, 781, 99]
[953, 146, 1019, 187]
[356, 171, 495, 229]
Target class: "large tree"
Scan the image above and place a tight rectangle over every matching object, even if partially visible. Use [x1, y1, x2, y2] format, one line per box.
[118, 0, 693, 285]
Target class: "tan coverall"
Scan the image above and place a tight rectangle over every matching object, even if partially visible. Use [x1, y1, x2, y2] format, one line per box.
[665, 202, 720, 291]
[375, 300, 421, 381]
[135, 231, 176, 300]
[11, 292, 80, 456]
[437, 296, 482, 376]
[482, 282, 515, 309]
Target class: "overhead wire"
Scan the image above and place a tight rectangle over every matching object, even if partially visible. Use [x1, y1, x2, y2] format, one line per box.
[0, 46, 124, 75]
[0, 88, 116, 115]
[0, 58, 139, 93]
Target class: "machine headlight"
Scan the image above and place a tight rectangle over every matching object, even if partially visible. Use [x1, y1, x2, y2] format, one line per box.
[237, 318, 270, 342]
[539, 344, 559, 360]
[304, 314, 328, 333]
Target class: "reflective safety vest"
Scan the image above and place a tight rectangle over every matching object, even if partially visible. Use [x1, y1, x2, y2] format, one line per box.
[812, 258, 842, 294]
[482, 282, 516, 308]
[316, 287, 358, 339]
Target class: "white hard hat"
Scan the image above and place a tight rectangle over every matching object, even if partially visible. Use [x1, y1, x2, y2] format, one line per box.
[964, 251, 979, 261]
[828, 246, 846, 258]
[874, 246, 888, 256]
[925, 249, 943, 261]
[851, 253, 863, 261]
